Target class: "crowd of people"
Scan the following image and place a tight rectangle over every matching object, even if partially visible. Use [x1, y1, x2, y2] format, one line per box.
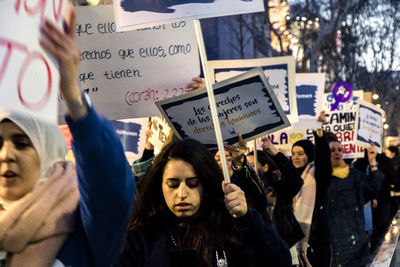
[126, 108, 400, 267]
[1, 4, 400, 267]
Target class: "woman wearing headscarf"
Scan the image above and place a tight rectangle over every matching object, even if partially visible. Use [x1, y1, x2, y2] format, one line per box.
[0, 8, 135, 266]
[291, 140, 316, 266]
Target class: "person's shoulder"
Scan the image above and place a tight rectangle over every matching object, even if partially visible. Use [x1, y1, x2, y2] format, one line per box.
[349, 166, 362, 173]
[349, 166, 379, 181]
[349, 166, 365, 178]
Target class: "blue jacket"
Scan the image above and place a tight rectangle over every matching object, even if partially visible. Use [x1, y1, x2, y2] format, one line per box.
[56, 108, 136, 266]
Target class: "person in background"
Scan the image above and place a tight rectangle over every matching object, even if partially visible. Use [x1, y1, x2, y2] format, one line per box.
[312, 111, 384, 267]
[385, 145, 400, 217]
[354, 148, 397, 252]
[385, 145, 400, 171]
[0, 7, 135, 266]
[246, 149, 278, 215]
[117, 138, 291, 267]
[247, 138, 304, 266]
[291, 140, 316, 266]
[131, 77, 204, 185]
[214, 135, 269, 220]
[131, 119, 156, 184]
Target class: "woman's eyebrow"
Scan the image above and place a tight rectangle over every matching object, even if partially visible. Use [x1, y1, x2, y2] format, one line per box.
[12, 133, 29, 139]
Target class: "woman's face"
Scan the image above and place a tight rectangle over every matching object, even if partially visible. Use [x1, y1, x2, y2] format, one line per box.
[162, 159, 203, 218]
[214, 150, 233, 177]
[291, 146, 309, 168]
[246, 155, 268, 176]
[0, 122, 40, 200]
[329, 141, 343, 167]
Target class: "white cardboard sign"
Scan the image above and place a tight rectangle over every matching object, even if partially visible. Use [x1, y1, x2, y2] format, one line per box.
[0, 0, 66, 123]
[58, 5, 200, 122]
[354, 100, 384, 153]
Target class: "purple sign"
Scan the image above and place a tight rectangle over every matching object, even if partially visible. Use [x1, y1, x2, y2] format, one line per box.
[330, 82, 353, 111]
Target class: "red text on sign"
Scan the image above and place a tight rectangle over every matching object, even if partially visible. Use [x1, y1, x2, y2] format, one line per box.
[14, 0, 64, 24]
[0, 38, 52, 111]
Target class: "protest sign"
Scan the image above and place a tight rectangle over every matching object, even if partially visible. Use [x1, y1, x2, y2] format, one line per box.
[111, 118, 149, 163]
[148, 116, 172, 150]
[0, 0, 67, 123]
[329, 82, 353, 112]
[354, 100, 384, 153]
[111, 119, 146, 155]
[156, 68, 290, 149]
[249, 127, 312, 156]
[322, 90, 364, 158]
[113, 0, 264, 31]
[58, 5, 200, 122]
[208, 56, 298, 123]
[60, 117, 148, 164]
[292, 73, 325, 129]
[252, 90, 365, 158]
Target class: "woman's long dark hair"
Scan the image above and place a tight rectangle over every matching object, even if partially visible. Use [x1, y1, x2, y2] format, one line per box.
[128, 138, 232, 266]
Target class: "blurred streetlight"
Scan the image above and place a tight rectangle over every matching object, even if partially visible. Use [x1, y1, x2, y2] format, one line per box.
[372, 93, 379, 100]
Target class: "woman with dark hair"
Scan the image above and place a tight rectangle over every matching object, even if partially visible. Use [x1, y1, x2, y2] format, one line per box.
[117, 138, 291, 267]
[247, 138, 304, 266]
[386, 145, 400, 163]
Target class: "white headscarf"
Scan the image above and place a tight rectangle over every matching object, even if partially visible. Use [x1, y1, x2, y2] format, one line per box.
[0, 109, 68, 185]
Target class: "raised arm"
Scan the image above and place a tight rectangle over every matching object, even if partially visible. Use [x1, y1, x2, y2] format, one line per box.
[363, 144, 384, 201]
[40, 8, 135, 266]
[262, 137, 303, 199]
[313, 111, 332, 192]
